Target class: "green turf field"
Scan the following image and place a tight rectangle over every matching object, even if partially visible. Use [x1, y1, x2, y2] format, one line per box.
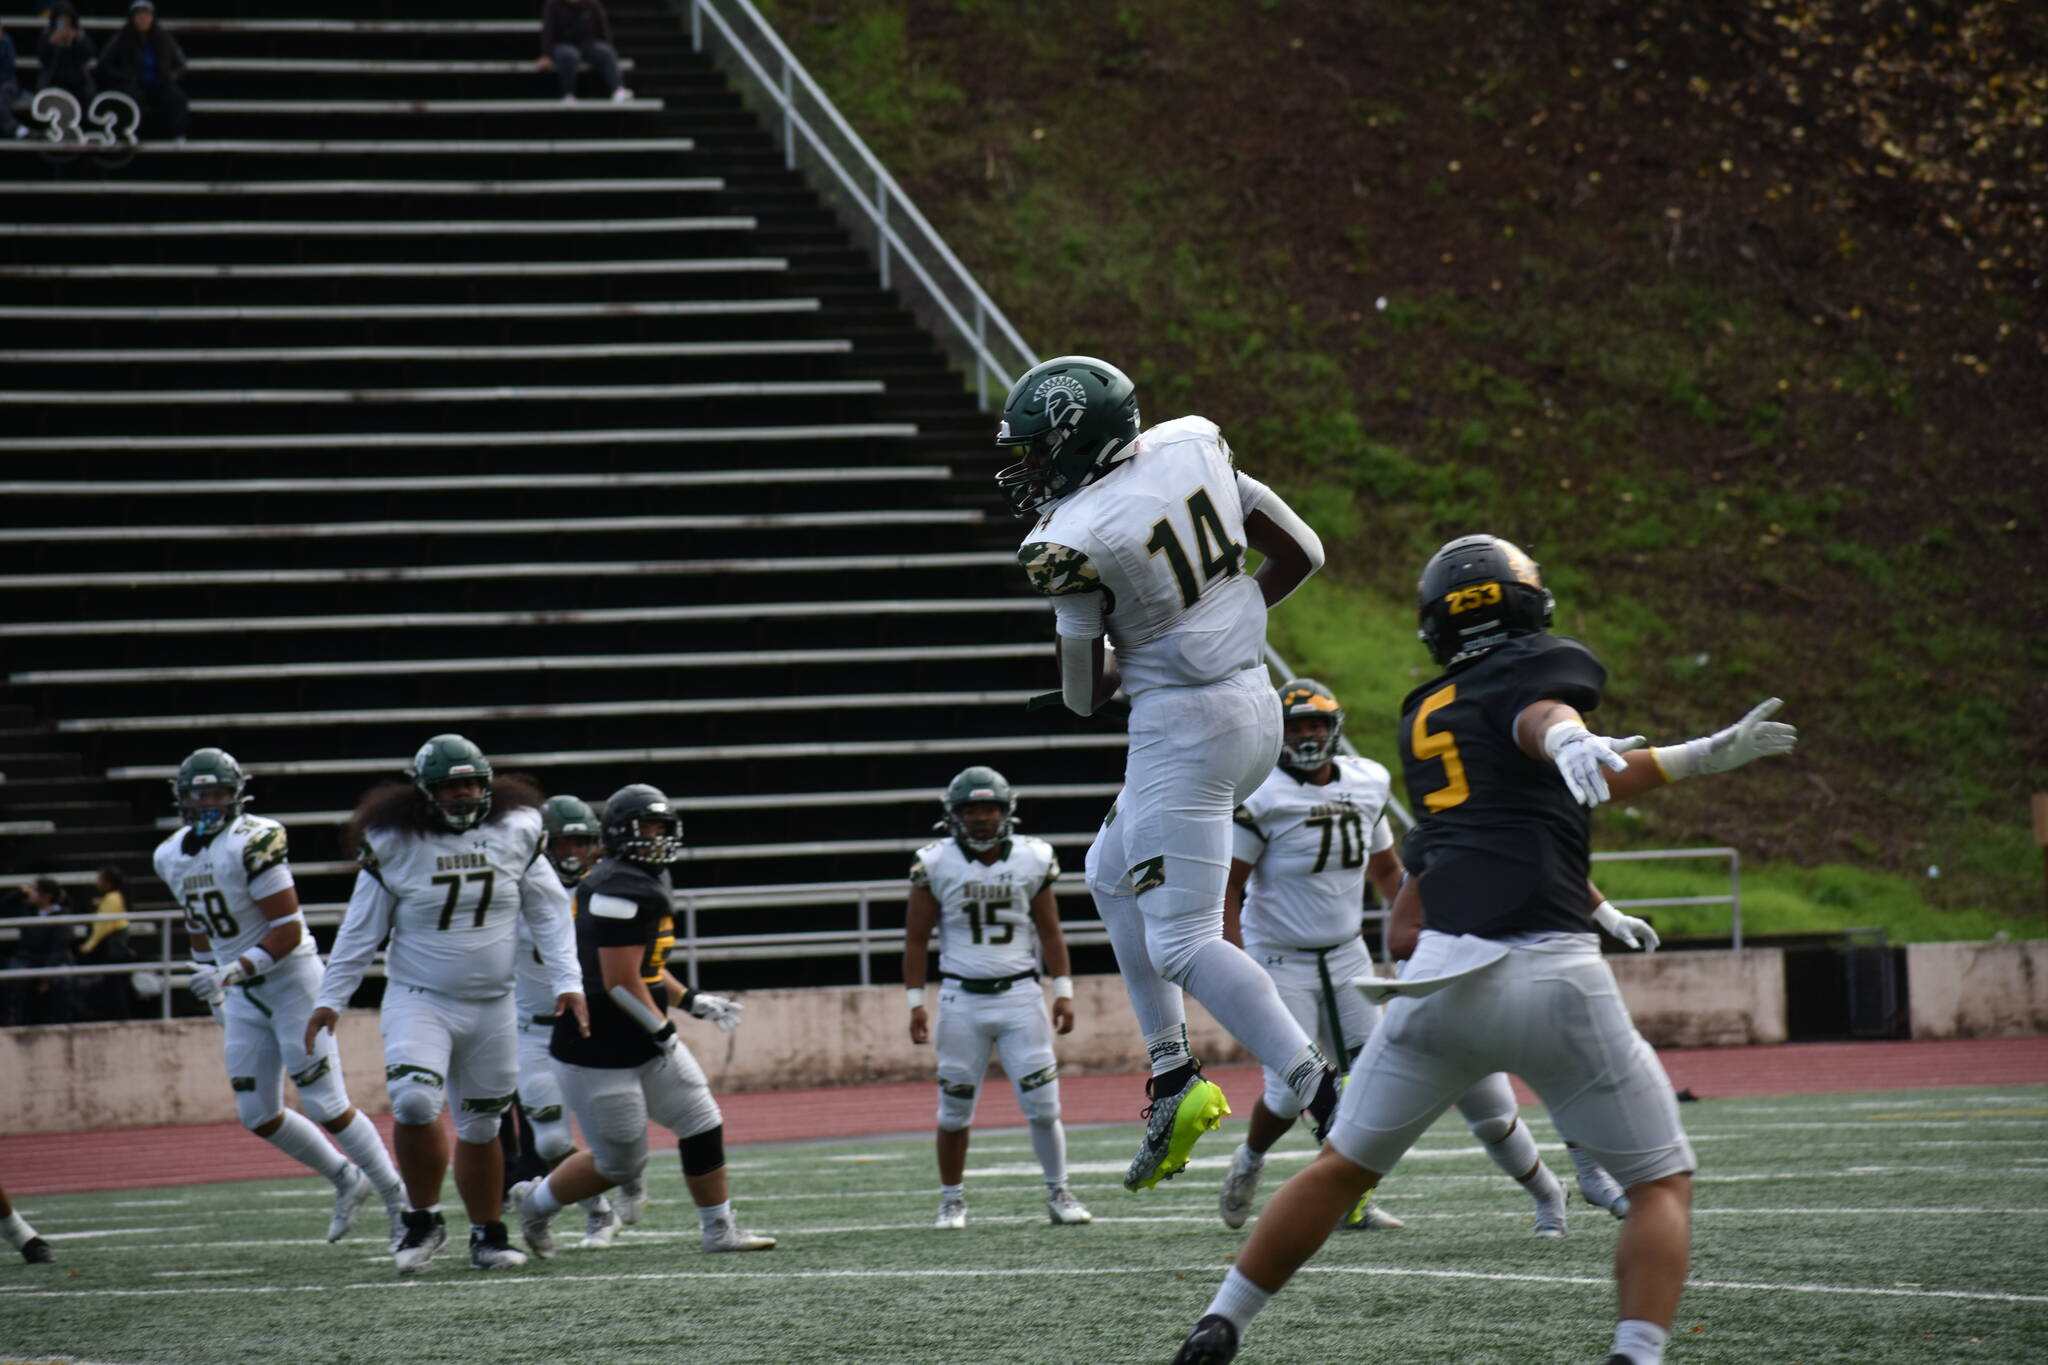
[5, 1087, 2045, 1364]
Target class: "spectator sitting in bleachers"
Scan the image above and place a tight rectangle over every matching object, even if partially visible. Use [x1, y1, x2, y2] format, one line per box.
[97, 1, 187, 143]
[34, 5, 95, 107]
[538, 0, 632, 105]
[0, 21, 29, 140]
[10, 878, 79, 1026]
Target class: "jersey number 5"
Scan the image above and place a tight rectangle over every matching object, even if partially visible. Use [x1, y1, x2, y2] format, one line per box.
[431, 870, 496, 930]
[1411, 684, 1471, 812]
[1146, 487, 1244, 609]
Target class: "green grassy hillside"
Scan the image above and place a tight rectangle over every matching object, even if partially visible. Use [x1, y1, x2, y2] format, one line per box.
[751, 0, 2047, 937]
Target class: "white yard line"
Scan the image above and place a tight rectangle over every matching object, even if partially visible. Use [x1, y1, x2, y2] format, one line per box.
[2, 1262, 2041, 1306]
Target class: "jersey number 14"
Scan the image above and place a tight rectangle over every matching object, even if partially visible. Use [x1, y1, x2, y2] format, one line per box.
[1146, 488, 1244, 609]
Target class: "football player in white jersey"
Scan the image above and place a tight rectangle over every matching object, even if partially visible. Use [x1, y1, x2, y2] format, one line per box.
[903, 766, 1092, 1230]
[504, 794, 619, 1249]
[306, 735, 588, 1276]
[999, 355, 1342, 1192]
[153, 748, 406, 1245]
[1, 1179, 54, 1264]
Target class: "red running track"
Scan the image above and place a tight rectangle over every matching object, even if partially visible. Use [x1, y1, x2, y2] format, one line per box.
[3, 1036, 2042, 1196]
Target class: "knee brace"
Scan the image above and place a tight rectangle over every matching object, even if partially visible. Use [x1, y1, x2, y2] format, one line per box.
[935, 1079, 978, 1133]
[1261, 1067, 1305, 1120]
[454, 1093, 513, 1145]
[290, 1055, 353, 1125]
[1016, 1066, 1062, 1126]
[678, 1123, 726, 1178]
[386, 1066, 447, 1128]
[1466, 1110, 1518, 1147]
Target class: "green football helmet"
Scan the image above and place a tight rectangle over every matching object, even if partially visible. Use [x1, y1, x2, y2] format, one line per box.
[172, 747, 248, 839]
[941, 765, 1016, 852]
[994, 355, 1141, 517]
[542, 794, 601, 882]
[1276, 678, 1344, 772]
[408, 733, 494, 832]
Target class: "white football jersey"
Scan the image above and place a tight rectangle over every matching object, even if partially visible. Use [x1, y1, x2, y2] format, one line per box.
[318, 804, 582, 1005]
[1232, 756, 1397, 950]
[152, 815, 310, 967]
[911, 835, 1060, 981]
[1019, 415, 1272, 695]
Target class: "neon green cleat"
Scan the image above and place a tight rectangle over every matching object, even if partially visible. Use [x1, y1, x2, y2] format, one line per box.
[1342, 1191, 1406, 1230]
[1125, 1074, 1231, 1191]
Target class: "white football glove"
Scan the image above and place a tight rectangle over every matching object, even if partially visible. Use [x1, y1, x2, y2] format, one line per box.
[652, 1027, 696, 1082]
[1592, 901, 1660, 952]
[1655, 698, 1798, 780]
[1543, 722, 1636, 807]
[185, 962, 228, 1006]
[687, 991, 744, 1033]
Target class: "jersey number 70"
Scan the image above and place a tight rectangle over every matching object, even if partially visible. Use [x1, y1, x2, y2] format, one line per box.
[1146, 487, 1244, 609]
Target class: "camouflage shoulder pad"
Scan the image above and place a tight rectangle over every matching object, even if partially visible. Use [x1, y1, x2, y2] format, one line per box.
[242, 822, 289, 877]
[1017, 541, 1101, 597]
[1231, 804, 1265, 839]
[356, 840, 386, 885]
[908, 854, 931, 889]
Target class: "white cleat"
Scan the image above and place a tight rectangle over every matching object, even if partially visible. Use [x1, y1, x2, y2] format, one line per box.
[1342, 1195, 1407, 1231]
[1579, 1181, 1631, 1220]
[326, 1165, 374, 1243]
[933, 1193, 967, 1230]
[508, 1179, 557, 1260]
[613, 1181, 647, 1227]
[1533, 1200, 1568, 1239]
[1046, 1187, 1093, 1225]
[393, 1210, 447, 1276]
[579, 1199, 622, 1250]
[386, 1203, 408, 1253]
[701, 1216, 777, 1253]
[1218, 1148, 1265, 1230]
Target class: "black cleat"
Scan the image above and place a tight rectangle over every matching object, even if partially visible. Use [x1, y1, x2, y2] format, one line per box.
[468, 1219, 528, 1270]
[1171, 1314, 1239, 1365]
[1605, 1356, 1631, 1364]
[21, 1237, 55, 1265]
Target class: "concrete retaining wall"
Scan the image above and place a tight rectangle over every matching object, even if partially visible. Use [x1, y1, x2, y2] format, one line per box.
[1907, 939, 2048, 1039]
[0, 946, 1806, 1136]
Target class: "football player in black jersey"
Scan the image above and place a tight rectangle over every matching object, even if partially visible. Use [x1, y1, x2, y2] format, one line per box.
[1174, 534, 1797, 1365]
[508, 784, 776, 1257]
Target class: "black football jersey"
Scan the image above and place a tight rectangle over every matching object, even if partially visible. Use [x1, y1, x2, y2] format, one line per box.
[550, 857, 677, 1069]
[1396, 633, 1607, 938]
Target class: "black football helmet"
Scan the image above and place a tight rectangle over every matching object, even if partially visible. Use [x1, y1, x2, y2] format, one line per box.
[994, 355, 1141, 518]
[1416, 534, 1555, 667]
[601, 783, 685, 867]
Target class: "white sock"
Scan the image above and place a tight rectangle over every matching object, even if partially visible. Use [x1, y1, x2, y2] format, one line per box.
[1028, 1120, 1067, 1190]
[329, 1111, 404, 1206]
[1143, 1022, 1193, 1076]
[939, 1183, 964, 1200]
[261, 1110, 352, 1185]
[1481, 1117, 1542, 1181]
[2, 1210, 36, 1250]
[1178, 938, 1321, 1086]
[1611, 1319, 1670, 1365]
[1517, 1159, 1566, 1212]
[1232, 1141, 1265, 1172]
[1204, 1266, 1272, 1334]
[696, 1199, 732, 1230]
[526, 1178, 565, 1219]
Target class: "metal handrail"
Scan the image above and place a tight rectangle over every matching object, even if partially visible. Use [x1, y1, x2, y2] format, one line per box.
[677, 0, 1036, 408]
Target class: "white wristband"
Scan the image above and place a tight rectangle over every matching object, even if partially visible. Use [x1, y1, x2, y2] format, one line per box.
[1051, 976, 1075, 1000]
[905, 987, 925, 1010]
[242, 945, 276, 976]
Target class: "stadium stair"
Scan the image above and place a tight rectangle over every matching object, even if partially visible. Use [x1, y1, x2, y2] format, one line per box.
[0, 0, 1124, 991]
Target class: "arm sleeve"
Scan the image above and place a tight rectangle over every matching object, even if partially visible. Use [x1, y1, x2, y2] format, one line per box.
[519, 857, 585, 999]
[315, 870, 397, 1011]
[1234, 469, 1272, 516]
[1050, 591, 1106, 639]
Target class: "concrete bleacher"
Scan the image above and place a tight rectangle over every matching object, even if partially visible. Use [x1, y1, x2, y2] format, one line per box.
[0, 0, 1123, 990]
